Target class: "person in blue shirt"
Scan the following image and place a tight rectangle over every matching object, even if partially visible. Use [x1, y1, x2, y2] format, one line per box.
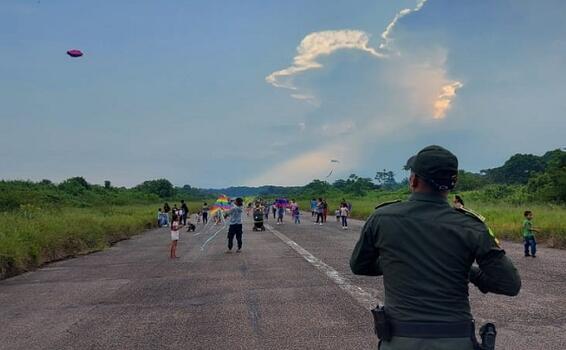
[310, 198, 317, 217]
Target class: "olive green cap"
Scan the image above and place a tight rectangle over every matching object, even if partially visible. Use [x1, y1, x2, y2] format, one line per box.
[405, 145, 459, 190]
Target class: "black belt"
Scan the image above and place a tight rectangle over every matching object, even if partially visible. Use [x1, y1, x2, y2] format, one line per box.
[390, 320, 475, 339]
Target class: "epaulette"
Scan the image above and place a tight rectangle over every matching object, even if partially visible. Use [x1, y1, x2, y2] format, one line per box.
[375, 199, 402, 210]
[455, 207, 486, 223]
[456, 207, 500, 246]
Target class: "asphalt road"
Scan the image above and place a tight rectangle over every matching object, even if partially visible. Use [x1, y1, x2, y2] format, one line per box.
[1, 213, 565, 350]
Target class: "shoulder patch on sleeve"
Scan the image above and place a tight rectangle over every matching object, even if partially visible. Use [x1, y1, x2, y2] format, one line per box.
[455, 207, 486, 222]
[375, 199, 402, 209]
[456, 207, 500, 247]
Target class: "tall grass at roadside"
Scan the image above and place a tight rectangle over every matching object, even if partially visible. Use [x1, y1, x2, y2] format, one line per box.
[0, 202, 205, 279]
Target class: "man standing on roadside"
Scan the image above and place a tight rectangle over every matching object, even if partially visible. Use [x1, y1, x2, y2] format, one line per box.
[350, 145, 521, 350]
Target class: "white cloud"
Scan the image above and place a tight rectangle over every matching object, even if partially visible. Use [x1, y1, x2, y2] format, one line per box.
[253, 0, 467, 186]
[433, 81, 463, 119]
[290, 93, 320, 106]
[379, 0, 428, 52]
[266, 30, 383, 90]
[247, 116, 412, 186]
[265, 1, 431, 101]
[245, 146, 359, 186]
[382, 48, 463, 119]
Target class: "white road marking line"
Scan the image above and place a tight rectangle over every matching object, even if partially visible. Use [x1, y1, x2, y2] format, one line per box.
[200, 224, 227, 251]
[265, 224, 379, 310]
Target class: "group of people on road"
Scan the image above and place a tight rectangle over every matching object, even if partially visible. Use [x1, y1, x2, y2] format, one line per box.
[157, 200, 189, 228]
[155, 144, 540, 348]
[310, 197, 352, 229]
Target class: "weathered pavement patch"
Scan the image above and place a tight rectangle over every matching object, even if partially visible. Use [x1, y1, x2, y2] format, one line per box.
[1, 215, 565, 349]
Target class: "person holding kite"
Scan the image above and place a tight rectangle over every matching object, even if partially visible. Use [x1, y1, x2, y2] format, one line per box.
[224, 197, 245, 253]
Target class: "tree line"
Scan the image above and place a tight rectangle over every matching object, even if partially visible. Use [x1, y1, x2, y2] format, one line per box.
[1, 148, 564, 211]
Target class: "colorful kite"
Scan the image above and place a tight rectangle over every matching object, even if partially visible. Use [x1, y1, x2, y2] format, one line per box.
[275, 198, 289, 208]
[209, 195, 233, 216]
[66, 49, 83, 57]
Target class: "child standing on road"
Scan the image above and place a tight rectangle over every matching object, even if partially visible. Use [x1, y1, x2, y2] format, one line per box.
[224, 197, 244, 253]
[276, 204, 285, 225]
[340, 204, 350, 230]
[523, 210, 538, 257]
[292, 204, 300, 224]
[335, 208, 341, 222]
[170, 213, 183, 259]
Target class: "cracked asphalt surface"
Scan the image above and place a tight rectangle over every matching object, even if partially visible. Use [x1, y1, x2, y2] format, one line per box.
[1, 214, 565, 349]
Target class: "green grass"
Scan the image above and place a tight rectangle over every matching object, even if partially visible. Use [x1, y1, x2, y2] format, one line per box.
[297, 191, 566, 248]
[465, 202, 566, 247]
[0, 201, 206, 279]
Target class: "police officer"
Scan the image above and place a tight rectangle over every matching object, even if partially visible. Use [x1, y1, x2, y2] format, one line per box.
[350, 145, 521, 350]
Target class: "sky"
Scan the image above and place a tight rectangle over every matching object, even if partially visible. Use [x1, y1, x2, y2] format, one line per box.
[1, 0, 565, 188]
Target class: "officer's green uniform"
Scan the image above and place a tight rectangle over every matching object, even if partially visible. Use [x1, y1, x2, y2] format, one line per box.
[350, 146, 521, 350]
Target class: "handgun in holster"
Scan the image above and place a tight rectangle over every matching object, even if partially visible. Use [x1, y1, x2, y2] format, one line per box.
[479, 322, 497, 350]
[371, 305, 392, 342]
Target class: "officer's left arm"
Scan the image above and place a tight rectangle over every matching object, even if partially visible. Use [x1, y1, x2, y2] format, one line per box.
[469, 227, 521, 296]
[350, 215, 382, 276]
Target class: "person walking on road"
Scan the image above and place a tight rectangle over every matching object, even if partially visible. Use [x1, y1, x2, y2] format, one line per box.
[276, 203, 285, 225]
[350, 145, 521, 350]
[339, 203, 349, 229]
[271, 202, 277, 219]
[292, 204, 301, 224]
[180, 200, 189, 225]
[202, 202, 209, 224]
[224, 197, 244, 253]
[315, 198, 324, 225]
[163, 202, 171, 227]
[322, 199, 328, 223]
[311, 198, 317, 217]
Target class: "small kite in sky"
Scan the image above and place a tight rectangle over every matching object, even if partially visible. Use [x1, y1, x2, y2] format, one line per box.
[66, 49, 83, 58]
[325, 159, 340, 178]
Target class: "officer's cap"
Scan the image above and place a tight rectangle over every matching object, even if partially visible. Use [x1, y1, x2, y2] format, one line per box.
[405, 145, 458, 190]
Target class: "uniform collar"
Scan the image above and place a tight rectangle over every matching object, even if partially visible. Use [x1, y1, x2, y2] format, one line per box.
[409, 192, 449, 204]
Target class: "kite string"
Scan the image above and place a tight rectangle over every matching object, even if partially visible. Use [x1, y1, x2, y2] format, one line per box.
[200, 223, 227, 251]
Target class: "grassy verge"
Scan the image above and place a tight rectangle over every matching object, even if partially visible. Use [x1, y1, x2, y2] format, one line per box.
[0, 202, 205, 280]
[298, 192, 566, 248]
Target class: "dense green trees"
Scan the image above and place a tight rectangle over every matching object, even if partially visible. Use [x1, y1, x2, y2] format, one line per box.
[2, 149, 564, 212]
[526, 150, 566, 202]
[134, 179, 175, 198]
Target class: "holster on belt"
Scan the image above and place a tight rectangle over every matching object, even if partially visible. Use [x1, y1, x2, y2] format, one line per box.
[371, 305, 496, 349]
[371, 305, 392, 341]
[479, 323, 497, 350]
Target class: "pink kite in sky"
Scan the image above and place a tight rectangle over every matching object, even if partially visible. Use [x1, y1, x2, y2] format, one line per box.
[66, 49, 83, 58]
